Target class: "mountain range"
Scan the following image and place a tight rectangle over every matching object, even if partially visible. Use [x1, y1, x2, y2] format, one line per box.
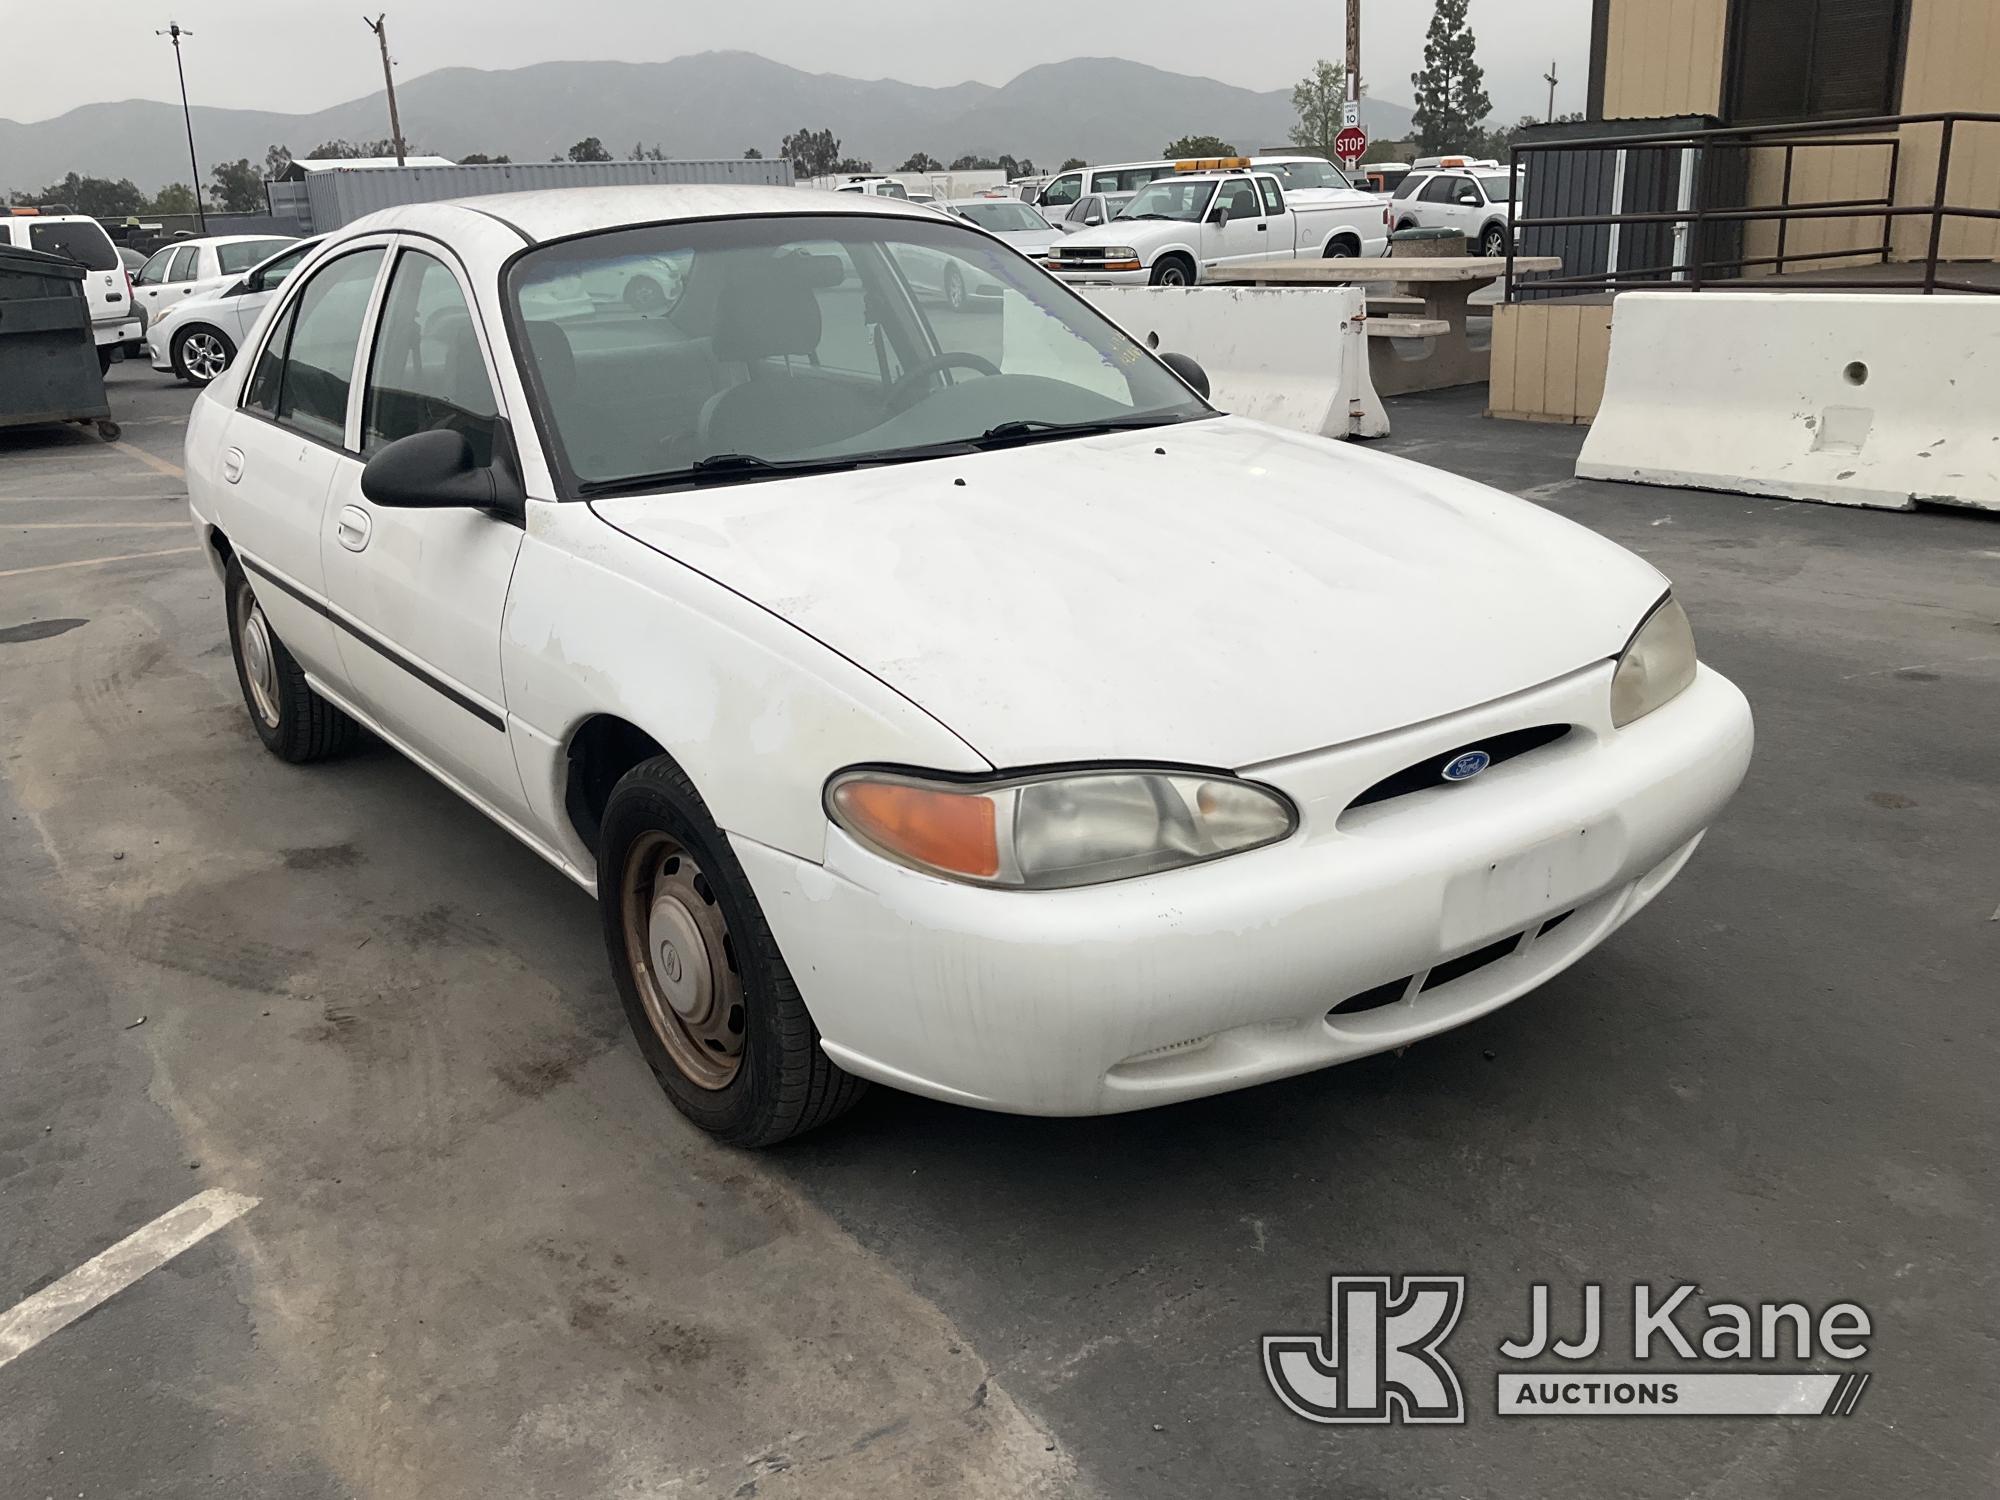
[1, 53, 1417, 195]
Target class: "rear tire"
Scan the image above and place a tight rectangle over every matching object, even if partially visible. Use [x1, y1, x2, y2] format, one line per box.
[225, 557, 359, 763]
[1150, 256, 1194, 287]
[1324, 237, 1358, 258]
[598, 756, 865, 1147]
[97, 346, 115, 374]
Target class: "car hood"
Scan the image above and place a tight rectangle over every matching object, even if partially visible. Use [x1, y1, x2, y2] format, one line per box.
[991, 227, 1059, 256]
[590, 418, 1667, 769]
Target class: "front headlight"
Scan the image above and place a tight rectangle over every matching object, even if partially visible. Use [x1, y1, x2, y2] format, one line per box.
[1610, 595, 1698, 727]
[827, 766, 1297, 889]
[1103, 246, 1140, 261]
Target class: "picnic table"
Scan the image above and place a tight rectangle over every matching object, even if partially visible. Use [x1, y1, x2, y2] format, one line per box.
[1206, 256, 1562, 395]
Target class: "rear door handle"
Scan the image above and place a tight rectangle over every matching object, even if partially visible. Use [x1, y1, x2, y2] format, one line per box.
[221, 446, 244, 484]
[335, 505, 372, 552]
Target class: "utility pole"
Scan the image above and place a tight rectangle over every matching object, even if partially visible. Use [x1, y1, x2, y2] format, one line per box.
[1545, 60, 1560, 122]
[363, 14, 407, 164]
[156, 22, 206, 233]
[1346, 0, 1362, 112]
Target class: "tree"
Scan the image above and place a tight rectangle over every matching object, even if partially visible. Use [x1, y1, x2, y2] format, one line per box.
[900, 151, 943, 173]
[629, 142, 669, 161]
[263, 144, 293, 179]
[458, 153, 512, 165]
[781, 128, 841, 179]
[997, 153, 1035, 179]
[568, 137, 612, 163]
[949, 154, 1000, 171]
[1410, 0, 1493, 154]
[1162, 134, 1237, 159]
[151, 183, 197, 214]
[1060, 157, 1086, 172]
[33, 172, 146, 218]
[210, 158, 264, 213]
[1291, 58, 1349, 160]
[306, 138, 404, 160]
[743, 147, 763, 159]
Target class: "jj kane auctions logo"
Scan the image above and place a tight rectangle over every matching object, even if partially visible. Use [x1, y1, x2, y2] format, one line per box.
[1264, 1278, 1874, 1422]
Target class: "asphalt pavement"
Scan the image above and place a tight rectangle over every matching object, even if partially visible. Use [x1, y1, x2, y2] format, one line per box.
[1, 364, 1994, 1498]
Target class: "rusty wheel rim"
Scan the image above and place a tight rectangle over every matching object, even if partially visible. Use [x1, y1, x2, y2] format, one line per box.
[620, 830, 744, 1090]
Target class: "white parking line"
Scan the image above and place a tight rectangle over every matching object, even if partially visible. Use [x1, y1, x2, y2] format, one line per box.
[0, 545, 199, 579]
[0, 1188, 257, 1373]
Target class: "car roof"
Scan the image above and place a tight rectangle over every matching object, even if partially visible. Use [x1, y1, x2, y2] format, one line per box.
[345, 184, 944, 244]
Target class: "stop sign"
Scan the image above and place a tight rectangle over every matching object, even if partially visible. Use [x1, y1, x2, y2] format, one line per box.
[1333, 125, 1369, 166]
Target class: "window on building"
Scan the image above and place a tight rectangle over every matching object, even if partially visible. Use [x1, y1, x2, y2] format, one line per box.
[1727, 0, 1907, 123]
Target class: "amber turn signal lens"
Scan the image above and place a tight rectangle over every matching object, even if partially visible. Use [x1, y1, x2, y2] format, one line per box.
[831, 780, 1000, 879]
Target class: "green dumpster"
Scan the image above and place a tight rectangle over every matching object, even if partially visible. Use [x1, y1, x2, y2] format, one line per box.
[0, 243, 118, 440]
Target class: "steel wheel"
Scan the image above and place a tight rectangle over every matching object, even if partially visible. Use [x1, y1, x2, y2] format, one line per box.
[619, 830, 744, 1090]
[234, 585, 281, 731]
[178, 328, 230, 383]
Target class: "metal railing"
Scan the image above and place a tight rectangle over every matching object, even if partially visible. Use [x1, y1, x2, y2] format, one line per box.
[1505, 111, 2000, 300]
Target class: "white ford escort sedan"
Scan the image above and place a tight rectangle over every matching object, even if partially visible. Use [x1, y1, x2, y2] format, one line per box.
[184, 186, 1752, 1145]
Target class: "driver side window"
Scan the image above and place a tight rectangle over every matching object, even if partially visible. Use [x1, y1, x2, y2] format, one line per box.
[1040, 174, 1081, 207]
[1218, 181, 1261, 220]
[362, 249, 500, 466]
[137, 247, 175, 286]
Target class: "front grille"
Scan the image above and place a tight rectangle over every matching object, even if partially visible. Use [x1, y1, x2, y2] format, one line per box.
[1347, 724, 1572, 811]
[1326, 906, 1579, 1021]
[1420, 933, 1522, 991]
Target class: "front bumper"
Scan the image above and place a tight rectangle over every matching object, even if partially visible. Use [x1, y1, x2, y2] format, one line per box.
[145, 321, 176, 371]
[733, 661, 1753, 1117]
[1049, 265, 1153, 287]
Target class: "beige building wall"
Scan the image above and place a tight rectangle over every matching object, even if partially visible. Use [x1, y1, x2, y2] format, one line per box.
[1600, 0, 2000, 266]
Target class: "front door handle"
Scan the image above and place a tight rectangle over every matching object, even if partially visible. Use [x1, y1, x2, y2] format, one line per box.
[1257, 222, 1268, 231]
[221, 446, 244, 484]
[335, 505, 372, 552]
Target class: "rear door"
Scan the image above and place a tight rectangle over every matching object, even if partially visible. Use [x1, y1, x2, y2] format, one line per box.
[214, 242, 391, 686]
[320, 240, 529, 819]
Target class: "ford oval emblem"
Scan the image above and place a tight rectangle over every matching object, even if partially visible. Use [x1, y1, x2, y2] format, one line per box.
[1442, 750, 1492, 782]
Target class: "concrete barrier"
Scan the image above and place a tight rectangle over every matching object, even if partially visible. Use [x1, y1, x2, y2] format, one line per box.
[1576, 291, 2000, 512]
[1076, 285, 1389, 440]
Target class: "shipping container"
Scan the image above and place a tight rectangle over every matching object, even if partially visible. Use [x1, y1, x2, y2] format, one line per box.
[268, 158, 797, 233]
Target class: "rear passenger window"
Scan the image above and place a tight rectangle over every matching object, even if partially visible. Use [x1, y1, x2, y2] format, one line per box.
[167, 245, 200, 281]
[271, 248, 385, 445]
[362, 249, 499, 466]
[1393, 175, 1425, 200]
[1259, 178, 1284, 215]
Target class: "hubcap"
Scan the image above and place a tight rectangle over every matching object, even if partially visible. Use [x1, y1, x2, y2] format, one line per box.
[946, 270, 965, 309]
[236, 589, 281, 729]
[621, 832, 744, 1089]
[183, 332, 227, 381]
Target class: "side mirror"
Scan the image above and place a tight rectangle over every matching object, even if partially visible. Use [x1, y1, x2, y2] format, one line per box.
[1084, 213, 1103, 226]
[1157, 351, 1210, 399]
[361, 428, 525, 520]
[1457, 190, 1480, 205]
[1209, 207, 1230, 228]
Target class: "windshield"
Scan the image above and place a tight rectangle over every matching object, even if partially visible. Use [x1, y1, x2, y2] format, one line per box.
[218, 237, 294, 274]
[1478, 173, 1517, 203]
[955, 200, 1051, 232]
[508, 214, 1210, 494]
[1118, 179, 1217, 222]
[1259, 159, 1346, 191]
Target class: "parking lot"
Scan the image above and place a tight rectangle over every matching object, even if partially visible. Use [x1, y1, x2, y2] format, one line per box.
[2, 364, 1995, 1497]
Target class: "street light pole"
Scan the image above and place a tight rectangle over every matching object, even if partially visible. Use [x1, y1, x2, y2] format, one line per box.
[363, 15, 407, 165]
[157, 22, 206, 233]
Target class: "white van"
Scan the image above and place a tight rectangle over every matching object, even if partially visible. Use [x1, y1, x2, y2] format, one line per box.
[1, 211, 142, 369]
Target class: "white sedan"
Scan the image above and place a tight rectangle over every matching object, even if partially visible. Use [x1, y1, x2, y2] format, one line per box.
[184, 186, 1752, 1145]
[147, 237, 321, 385]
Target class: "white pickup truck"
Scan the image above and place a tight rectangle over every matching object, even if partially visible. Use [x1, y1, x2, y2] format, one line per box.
[1043, 168, 1389, 286]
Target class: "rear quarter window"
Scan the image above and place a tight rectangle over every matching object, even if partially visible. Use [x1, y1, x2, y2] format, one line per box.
[29, 219, 118, 271]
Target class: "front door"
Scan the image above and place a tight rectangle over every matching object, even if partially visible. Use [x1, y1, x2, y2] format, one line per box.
[1201, 179, 1268, 271]
[320, 242, 529, 820]
[214, 243, 390, 684]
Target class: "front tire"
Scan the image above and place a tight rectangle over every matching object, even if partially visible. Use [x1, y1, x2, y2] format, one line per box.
[173, 325, 235, 387]
[1481, 225, 1509, 257]
[944, 264, 968, 311]
[1149, 256, 1194, 287]
[225, 557, 359, 763]
[599, 756, 865, 1147]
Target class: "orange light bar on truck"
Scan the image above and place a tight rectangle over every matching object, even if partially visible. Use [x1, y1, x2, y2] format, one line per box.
[1173, 157, 1251, 172]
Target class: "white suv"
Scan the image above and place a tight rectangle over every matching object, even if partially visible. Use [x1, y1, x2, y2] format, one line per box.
[1, 212, 141, 369]
[1389, 166, 1519, 256]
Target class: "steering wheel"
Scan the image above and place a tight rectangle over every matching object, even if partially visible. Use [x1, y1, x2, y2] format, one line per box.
[884, 351, 1001, 414]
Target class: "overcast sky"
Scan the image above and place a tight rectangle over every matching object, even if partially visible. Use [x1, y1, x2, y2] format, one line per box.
[10, 0, 1591, 127]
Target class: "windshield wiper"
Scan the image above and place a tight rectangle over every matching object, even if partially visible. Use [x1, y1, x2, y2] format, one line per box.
[970, 414, 1196, 449]
[577, 452, 863, 496]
